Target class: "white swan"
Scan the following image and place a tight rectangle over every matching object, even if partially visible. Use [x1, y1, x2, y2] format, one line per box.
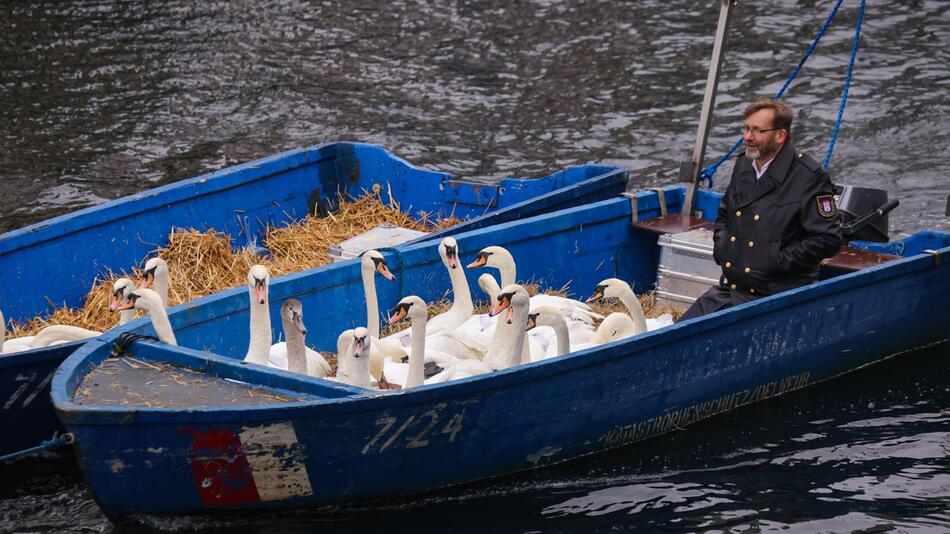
[0, 320, 101, 354]
[114, 288, 177, 345]
[244, 264, 273, 365]
[587, 278, 674, 334]
[388, 295, 493, 386]
[382, 237, 478, 348]
[471, 271, 551, 363]
[424, 237, 477, 332]
[111, 277, 138, 325]
[481, 284, 532, 371]
[336, 327, 375, 388]
[589, 313, 642, 344]
[0, 281, 134, 354]
[268, 299, 332, 378]
[140, 257, 170, 307]
[468, 245, 602, 324]
[385, 296, 429, 388]
[526, 305, 599, 360]
[358, 250, 408, 383]
[29, 325, 102, 348]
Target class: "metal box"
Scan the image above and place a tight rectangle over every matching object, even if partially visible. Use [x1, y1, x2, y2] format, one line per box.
[328, 223, 428, 263]
[655, 228, 720, 310]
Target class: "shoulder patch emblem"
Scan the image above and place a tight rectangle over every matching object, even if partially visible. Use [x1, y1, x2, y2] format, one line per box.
[816, 194, 837, 218]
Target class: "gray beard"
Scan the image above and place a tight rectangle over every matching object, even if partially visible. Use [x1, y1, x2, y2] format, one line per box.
[745, 146, 761, 160]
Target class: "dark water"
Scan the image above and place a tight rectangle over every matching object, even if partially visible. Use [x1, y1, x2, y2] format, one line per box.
[1, 0, 948, 532]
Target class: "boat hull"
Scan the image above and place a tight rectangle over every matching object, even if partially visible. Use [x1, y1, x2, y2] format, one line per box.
[1, 142, 626, 457]
[52, 189, 949, 519]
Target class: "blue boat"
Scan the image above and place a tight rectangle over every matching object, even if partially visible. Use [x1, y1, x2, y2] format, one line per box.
[50, 185, 949, 520]
[0, 142, 627, 457]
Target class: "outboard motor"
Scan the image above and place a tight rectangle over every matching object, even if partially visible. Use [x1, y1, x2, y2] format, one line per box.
[834, 185, 899, 242]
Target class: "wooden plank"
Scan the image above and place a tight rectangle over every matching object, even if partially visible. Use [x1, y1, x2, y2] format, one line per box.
[823, 246, 902, 272]
[631, 213, 713, 234]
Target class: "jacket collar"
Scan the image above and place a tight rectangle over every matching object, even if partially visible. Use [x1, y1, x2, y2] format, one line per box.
[733, 141, 797, 209]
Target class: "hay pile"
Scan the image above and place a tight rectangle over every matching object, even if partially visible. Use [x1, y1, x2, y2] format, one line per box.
[265, 192, 460, 276]
[7, 192, 459, 337]
[6, 188, 682, 343]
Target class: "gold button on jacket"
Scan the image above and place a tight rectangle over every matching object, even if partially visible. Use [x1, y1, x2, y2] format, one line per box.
[711, 141, 843, 297]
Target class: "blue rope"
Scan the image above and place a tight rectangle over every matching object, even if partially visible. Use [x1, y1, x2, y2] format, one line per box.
[0, 433, 74, 464]
[824, 0, 865, 168]
[698, 0, 846, 188]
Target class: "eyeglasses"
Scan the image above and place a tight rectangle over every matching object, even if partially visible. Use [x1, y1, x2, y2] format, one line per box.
[741, 125, 782, 136]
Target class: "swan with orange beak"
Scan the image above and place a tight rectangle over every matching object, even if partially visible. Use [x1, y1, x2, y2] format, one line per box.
[109, 278, 138, 326]
[244, 264, 272, 365]
[113, 288, 177, 345]
[482, 284, 531, 371]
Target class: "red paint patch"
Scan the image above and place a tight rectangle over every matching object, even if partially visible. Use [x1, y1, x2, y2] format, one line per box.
[181, 428, 260, 506]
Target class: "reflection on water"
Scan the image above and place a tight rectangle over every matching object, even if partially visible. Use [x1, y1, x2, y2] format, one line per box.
[1, 1, 948, 532]
[543, 481, 736, 517]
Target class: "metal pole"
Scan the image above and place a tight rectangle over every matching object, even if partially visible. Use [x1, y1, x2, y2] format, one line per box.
[680, 0, 736, 224]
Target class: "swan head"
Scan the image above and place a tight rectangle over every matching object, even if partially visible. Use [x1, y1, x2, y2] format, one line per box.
[467, 245, 512, 270]
[109, 278, 137, 311]
[587, 278, 630, 303]
[361, 250, 395, 281]
[139, 257, 169, 289]
[114, 288, 163, 313]
[489, 283, 530, 322]
[439, 237, 460, 269]
[247, 265, 270, 305]
[280, 299, 306, 335]
[352, 326, 371, 358]
[387, 295, 427, 326]
[526, 305, 564, 331]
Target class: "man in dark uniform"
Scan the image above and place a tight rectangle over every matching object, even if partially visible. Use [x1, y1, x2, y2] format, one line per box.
[679, 99, 843, 321]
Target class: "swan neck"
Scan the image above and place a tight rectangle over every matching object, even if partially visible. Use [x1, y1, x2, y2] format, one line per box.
[349, 355, 373, 388]
[619, 289, 647, 333]
[446, 264, 474, 315]
[155, 275, 169, 307]
[507, 308, 528, 368]
[283, 318, 307, 374]
[118, 309, 135, 325]
[246, 299, 271, 364]
[553, 321, 570, 356]
[486, 307, 527, 370]
[147, 305, 177, 346]
[362, 264, 380, 339]
[500, 261, 516, 287]
[405, 319, 426, 388]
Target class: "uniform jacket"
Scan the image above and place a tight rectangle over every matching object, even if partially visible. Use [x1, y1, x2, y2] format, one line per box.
[712, 140, 843, 296]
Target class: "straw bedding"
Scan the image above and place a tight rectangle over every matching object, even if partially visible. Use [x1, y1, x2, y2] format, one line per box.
[7, 191, 681, 344]
[7, 192, 458, 338]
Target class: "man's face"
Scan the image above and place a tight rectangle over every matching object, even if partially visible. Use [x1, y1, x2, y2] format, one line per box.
[743, 109, 785, 161]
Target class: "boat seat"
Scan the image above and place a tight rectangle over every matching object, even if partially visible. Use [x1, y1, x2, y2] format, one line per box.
[631, 214, 901, 273]
[821, 246, 902, 272]
[630, 214, 714, 234]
